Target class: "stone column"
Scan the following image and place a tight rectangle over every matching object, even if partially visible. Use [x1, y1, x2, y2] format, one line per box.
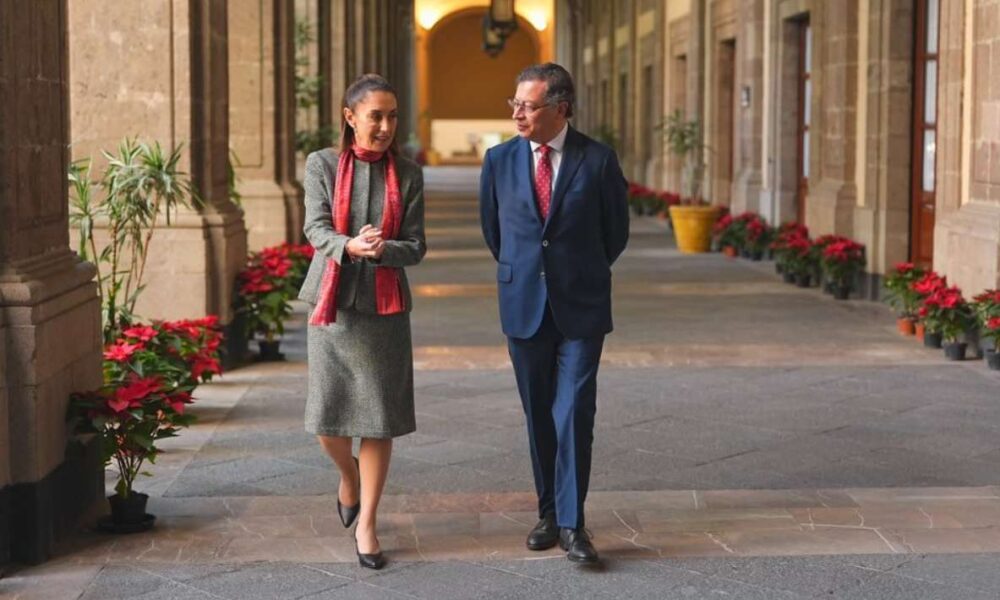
[230, 0, 303, 251]
[933, 0, 1000, 293]
[68, 1, 248, 325]
[318, 0, 339, 134]
[732, 0, 766, 213]
[687, 0, 708, 122]
[853, 0, 913, 297]
[278, 0, 305, 244]
[1, 0, 104, 564]
[806, 0, 860, 235]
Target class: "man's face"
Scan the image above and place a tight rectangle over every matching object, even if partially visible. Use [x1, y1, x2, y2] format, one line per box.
[511, 80, 564, 143]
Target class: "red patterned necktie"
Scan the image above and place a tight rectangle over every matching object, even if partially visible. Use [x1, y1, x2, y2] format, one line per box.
[535, 144, 553, 219]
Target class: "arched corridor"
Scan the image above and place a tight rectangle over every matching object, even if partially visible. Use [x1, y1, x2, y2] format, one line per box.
[3, 0, 1000, 596]
[9, 168, 1000, 597]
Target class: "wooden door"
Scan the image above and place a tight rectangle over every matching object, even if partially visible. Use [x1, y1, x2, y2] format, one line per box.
[910, 0, 940, 266]
[796, 20, 812, 223]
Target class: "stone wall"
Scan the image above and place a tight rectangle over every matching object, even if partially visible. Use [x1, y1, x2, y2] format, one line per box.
[934, 0, 1000, 294]
[68, 0, 247, 324]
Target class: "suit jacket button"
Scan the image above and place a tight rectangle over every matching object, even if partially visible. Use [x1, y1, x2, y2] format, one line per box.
[540, 271, 546, 278]
[542, 240, 549, 247]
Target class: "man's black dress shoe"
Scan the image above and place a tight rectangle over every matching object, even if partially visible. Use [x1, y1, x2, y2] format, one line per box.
[526, 513, 559, 550]
[559, 528, 599, 564]
[337, 457, 360, 528]
[355, 542, 386, 570]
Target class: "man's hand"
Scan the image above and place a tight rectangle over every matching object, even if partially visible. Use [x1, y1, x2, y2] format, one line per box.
[346, 224, 386, 260]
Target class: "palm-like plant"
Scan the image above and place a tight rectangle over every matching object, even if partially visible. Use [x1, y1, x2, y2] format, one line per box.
[661, 110, 710, 203]
[69, 138, 197, 343]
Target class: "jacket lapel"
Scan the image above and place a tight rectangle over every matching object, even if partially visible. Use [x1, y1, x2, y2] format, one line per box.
[544, 127, 585, 230]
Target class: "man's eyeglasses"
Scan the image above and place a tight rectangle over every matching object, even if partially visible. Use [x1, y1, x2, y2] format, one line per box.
[507, 97, 550, 114]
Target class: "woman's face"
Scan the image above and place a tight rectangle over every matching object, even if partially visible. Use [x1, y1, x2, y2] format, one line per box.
[344, 90, 398, 153]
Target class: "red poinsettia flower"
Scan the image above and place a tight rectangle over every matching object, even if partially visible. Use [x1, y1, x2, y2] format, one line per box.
[988, 317, 1000, 330]
[108, 376, 162, 413]
[895, 262, 915, 274]
[191, 353, 222, 379]
[103, 340, 145, 362]
[242, 280, 274, 294]
[194, 315, 221, 328]
[713, 214, 733, 234]
[912, 272, 946, 296]
[167, 391, 194, 414]
[123, 326, 158, 342]
[786, 235, 812, 256]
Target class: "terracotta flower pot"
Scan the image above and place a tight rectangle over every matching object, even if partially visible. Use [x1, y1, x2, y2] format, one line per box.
[722, 246, 737, 258]
[896, 317, 916, 336]
[915, 322, 926, 340]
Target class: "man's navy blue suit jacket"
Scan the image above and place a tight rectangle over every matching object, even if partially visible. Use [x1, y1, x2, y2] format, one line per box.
[479, 127, 630, 340]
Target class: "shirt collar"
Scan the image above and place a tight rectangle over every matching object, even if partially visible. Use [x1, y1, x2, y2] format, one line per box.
[530, 123, 569, 153]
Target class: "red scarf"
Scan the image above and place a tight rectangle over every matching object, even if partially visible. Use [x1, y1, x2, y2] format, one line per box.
[309, 145, 405, 325]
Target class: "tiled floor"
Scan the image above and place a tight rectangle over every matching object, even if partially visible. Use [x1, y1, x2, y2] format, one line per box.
[5, 166, 1000, 599]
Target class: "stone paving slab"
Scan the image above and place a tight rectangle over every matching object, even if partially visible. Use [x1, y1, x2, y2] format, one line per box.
[8, 554, 1000, 599]
[7, 168, 1000, 598]
[27, 487, 1000, 569]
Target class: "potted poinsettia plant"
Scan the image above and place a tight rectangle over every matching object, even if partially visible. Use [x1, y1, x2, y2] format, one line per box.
[811, 235, 847, 293]
[783, 233, 818, 287]
[743, 215, 773, 261]
[67, 317, 223, 531]
[920, 285, 974, 359]
[771, 223, 809, 278]
[712, 213, 738, 257]
[236, 245, 304, 360]
[884, 263, 926, 335]
[912, 271, 947, 343]
[972, 290, 1000, 369]
[820, 239, 865, 300]
[662, 110, 719, 253]
[982, 316, 1000, 371]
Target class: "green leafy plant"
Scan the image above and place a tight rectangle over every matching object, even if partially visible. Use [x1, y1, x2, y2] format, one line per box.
[919, 286, 974, 342]
[660, 110, 710, 204]
[69, 138, 198, 343]
[228, 148, 242, 208]
[883, 263, 926, 318]
[590, 124, 620, 154]
[294, 19, 337, 156]
[820, 239, 866, 287]
[296, 127, 339, 156]
[236, 244, 315, 342]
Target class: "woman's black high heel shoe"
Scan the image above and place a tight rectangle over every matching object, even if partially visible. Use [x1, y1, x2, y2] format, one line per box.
[337, 456, 360, 528]
[355, 541, 386, 570]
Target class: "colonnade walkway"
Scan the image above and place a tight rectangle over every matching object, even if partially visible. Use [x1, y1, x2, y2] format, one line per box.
[8, 167, 1000, 599]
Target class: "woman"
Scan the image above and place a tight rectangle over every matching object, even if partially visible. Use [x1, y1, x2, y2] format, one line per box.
[298, 74, 426, 570]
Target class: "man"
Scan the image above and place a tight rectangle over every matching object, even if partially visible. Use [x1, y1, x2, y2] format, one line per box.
[479, 63, 629, 564]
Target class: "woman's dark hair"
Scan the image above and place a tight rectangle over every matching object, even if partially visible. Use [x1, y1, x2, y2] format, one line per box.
[339, 73, 400, 153]
[515, 63, 575, 118]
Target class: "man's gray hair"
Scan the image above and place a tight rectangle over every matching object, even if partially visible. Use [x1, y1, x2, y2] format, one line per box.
[516, 63, 575, 118]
